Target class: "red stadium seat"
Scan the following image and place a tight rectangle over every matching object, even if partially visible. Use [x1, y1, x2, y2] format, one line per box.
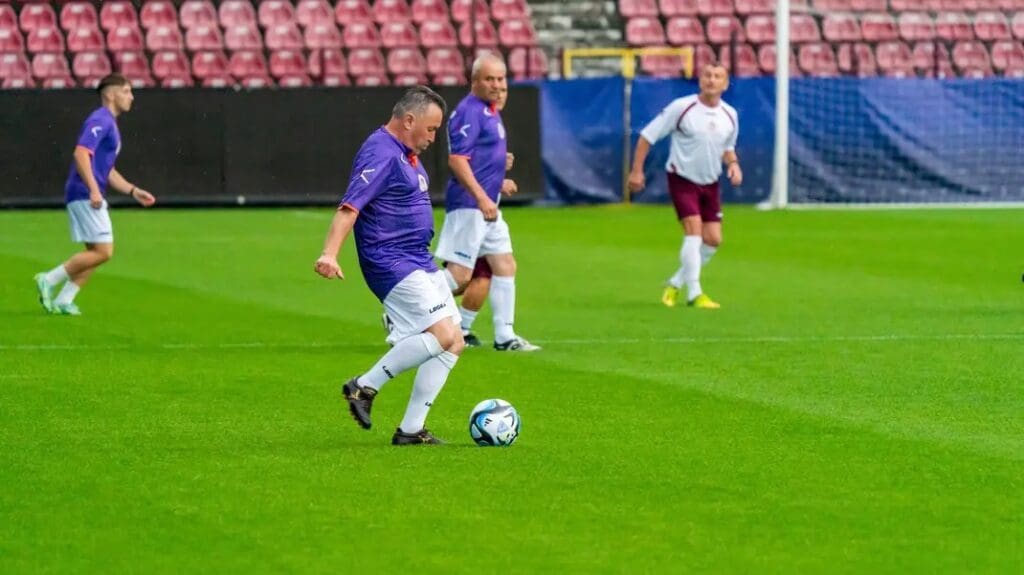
[356, 73, 390, 86]
[374, 0, 412, 23]
[279, 74, 312, 87]
[734, 0, 774, 13]
[129, 75, 158, 88]
[1014, 13, 1024, 40]
[387, 47, 426, 74]
[420, 21, 458, 47]
[667, 17, 705, 45]
[72, 51, 111, 80]
[180, 0, 218, 30]
[229, 50, 269, 78]
[953, 40, 992, 72]
[498, 19, 537, 47]
[790, 14, 821, 43]
[0, 5, 17, 32]
[492, 0, 530, 20]
[3, 77, 36, 89]
[974, 12, 1011, 41]
[798, 42, 838, 76]
[265, 23, 305, 50]
[426, 47, 464, 75]
[305, 23, 343, 49]
[138, 1, 175, 31]
[460, 20, 499, 47]
[219, 0, 257, 29]
[0, 29, 25, 53]
[705, 16, 744, 44]
[240, 75, 275, 88]
[191, 50, 229, 78]
[823, 14, 861, 42]
[875, 41, 915, 76]
[719, 42, 759, 76]
[107, 26, 144, 52]
[151, 51, 191, 79]
[1004, 60, 1024, 77]
[113, 51, 151, 78]
[347, 47, 386, 76]
[860, 13, 898, 42]
[258, 0, 297, 28]
[308, 48, 347, 76]
[898, 13, 934, 41]
[411, 0, 449, 24]
[693, 43, 717, 72]
[619, 0, 659, 17]
[20, 4, 57, 33]
[837, 42, 876, 76]
[890, 0, 942, 9]
[851, 0, 887, 10]
[186, 25, 225, 52]
[270, 49, 306, 77]
[380, 21, 418, 47]
[67, 26, 105, 53]
[43, 77, 77, 89]
[697, 0, 734, 16]
[450, 0, 490, 24]
[146, 25, 184, 52]
[32, 52, 70, 78]
[811, 0, 848, 9]
[393, 72, 427, 86]
[745, 14, 775, 43]
[626, 17, 666, 46]
[102, 1, 141, 32]
[509, 46, 548, 78]
[0, 52, 31, 79]
[162, 74, 195, 88]
[27, 27, 65, 53]
[334, 0, 373, 26]
[60, 2, 99, 32]
[912, 41, 952, 76]
[323, 73, 352, 86]
[432, 72, 467, 85]
[659, 0, 699, 15]
[225, 25, 263, 51]
[344, 21, 382, 48]
[991, 40, 1024, 71]
[297, 0, 335, 28]
[935, 13, 974, 41]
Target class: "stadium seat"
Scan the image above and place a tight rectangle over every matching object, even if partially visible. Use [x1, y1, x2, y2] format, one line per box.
[745, 14, 774, 43]
[146, 25, 184, 52]
[639, 50, 687, 77]
[935, 13, 974, 41]
[898, 13, 934, 41]
[460, 19, 499, 47]
[0, 29, 25, 53]
[344, 21, 383, 48]
[355, 73, 390, 86]
[270, 49, 306, 77]
[151, 51, 191, 79]
[265, 23, 305, 50]
[851, 0, 887, 9]
[705, 16, 744, 44]
[0, 52, 31, 80]
[492, 0, 530, 20]
[225, 25, 264, 51]
[229, 49, 269, 79]
[107, 26, 144, 52]
[67, 26, 105, 53]
[420, 21, 458, 47]
[1014, 13, 1024, 40]
[698, 0, 735, 15]
[100, 1, 140, 32]
[450, 0, 490, 24]
[426, 47, 464, 75]
[619, 0, 659, 17]
[432, 72, 467, 85]
[790, 14, 821, 43]
[1003, 61, 1024, 77]
[912, 41, 952, 75]
[19, 4, 57, 33]
[180, 1, 218, 30]
[875, 41, 915, 76]
[308, 48, 347, 77]
[60, 2, 98, 32]
[837, 42, 876, 76]
[191, 50, 229, 79]
[186, 25, 225, 52]
[278, 73, 312, 87]
[305, 23, 343, 49]
[810, 0, 848, 9]
[323, 73, 352, 86]
[798, 42, 838, 76]
[498, 19, 537, 47]
[220, 0, 258, 29]
[42, 77, 77, 89]
[240, 75, 275, 88]
[693, 43, 717, 71]
[660, 0, 700, 15]
[162, 74, 195, 88]
[719, 42, 759, 76]
[26, 27, 65, 53]
[860, 13, 898, 41]
[667, 17, 705, 44]
[138, 1, 175, 31]
[334, 0, 373, 26]
[0, 5, 17, 33]
[3, 77, 35, 89]
[392, 72, 426, 86]
[113, 51, 151, 78]
[890, 0, 942, 8]
[411, 0, 449, 24]
[72, 51, 111, 80]
[953, 40, 992, 71]
[380, 21, 418, 47]
[387, 47, 426, 74]
[298, 0, 335, 28]
[347, 47, 386, 76]
[31, 52, 70, 79]
[974, 12, 1012, 41]
[259, 0, 296, 29]
[823, 14, 861, 42]
[626, 17, 666, 46]
[374, 0, 412, 23]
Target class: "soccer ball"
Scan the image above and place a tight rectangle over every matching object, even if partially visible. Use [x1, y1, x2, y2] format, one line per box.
[469, 399, 520, 446]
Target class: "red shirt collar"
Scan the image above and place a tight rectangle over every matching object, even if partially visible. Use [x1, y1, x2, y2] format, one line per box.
[407, 153, 418, 167]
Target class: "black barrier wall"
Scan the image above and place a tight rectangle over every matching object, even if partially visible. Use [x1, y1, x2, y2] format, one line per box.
[0, 86, 542, 208]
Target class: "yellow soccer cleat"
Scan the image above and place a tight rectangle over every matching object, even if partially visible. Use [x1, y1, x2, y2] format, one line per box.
[688, 293, 721, 309]
[661, 285, 680, 307]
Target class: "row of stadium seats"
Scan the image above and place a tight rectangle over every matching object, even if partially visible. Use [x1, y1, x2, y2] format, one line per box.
[620, 0, 1024, 16]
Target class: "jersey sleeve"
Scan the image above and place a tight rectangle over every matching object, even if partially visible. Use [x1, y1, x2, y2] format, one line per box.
[340, 154, 395, 212]
[447, 106, 481, 159]
[75, 116, 110, 154]
[639, 99, 687, 145]
[725, 108, 738, 152]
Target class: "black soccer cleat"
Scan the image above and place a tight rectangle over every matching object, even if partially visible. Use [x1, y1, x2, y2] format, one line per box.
[342, 377, 377, 430]
[391, 428, 445, 445]
[463, 332, 481, 347]
[493, 336, 541, 352]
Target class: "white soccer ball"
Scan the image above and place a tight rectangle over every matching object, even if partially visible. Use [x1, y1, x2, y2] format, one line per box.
[469, 399, 520, 447]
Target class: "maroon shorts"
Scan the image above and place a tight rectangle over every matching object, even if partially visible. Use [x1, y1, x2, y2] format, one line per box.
[667, 173, 722, 222]
[472, 258, 493, 280]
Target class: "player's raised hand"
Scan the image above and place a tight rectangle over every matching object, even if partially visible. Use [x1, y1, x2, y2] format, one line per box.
[500, 179, 518, 197]
[478, 196, 499, 221]
[89, 190, 103, 209]
[505, 153, 515, 171]
[133, 188, 156, 207]
[727, 162, 743, 187]
[627, 170, 646, 194]
[314, 255, 344, 279]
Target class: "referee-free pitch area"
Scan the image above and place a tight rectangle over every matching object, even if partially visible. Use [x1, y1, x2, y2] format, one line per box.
[1, 205, 1022, 573]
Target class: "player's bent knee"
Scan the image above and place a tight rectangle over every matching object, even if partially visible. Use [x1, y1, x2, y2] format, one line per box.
[704, 235, 722, 247]
[90, 243, 114, 262]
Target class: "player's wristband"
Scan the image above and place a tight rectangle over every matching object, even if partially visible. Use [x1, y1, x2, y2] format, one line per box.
[129, 186, 137, 197]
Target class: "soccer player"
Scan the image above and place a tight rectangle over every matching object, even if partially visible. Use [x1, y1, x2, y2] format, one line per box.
[628, 62, 742, 309]
[314, 86, 460, 446]
[34, 73, 156, 316]
[436, 55, 540, 352]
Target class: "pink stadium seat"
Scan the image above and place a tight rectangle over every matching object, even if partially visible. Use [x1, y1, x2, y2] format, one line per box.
[734, 0, 774, 13]
[0, 5, 17, 32]
[426, 47, 464, 75]
[374, 0, 412, 23]
[335, 0, 373, 25]
[3, 77, 36, 89]
[697, 0, 735, 16]
[186, 25, 225, 52]
[719, 42, 759, 76]
[798, 42, 838, 76]
[344, 21, 383, 48]
[138, 1, 175, 31]
[146, 25, 184, 52]
[912, 41, 952, 75]
[113, 51, 151, 77]
[745, 14, 775, 43]
[974, 12, 1012, 41]
[411, 0, 449, 24]
[693, 43, 717, 72]
[380, 21, 418, 47]
[387, 47, 426, 74]
[32, 52, 70, 78]
[667, 17, 705, 44]
[0, 29, 25, 53]
[498, 19, 537, 47]
[27, 27, 65, 53]
[347, 47, 386, 76]
[270, 49, 306, 77]
[433, 72, 467, 85]
[875, 41, 915, 76]
[225, 25, 264, 51]
[308, 48, 347, 76]
[229, 50, 269, 78]
[60, 2, 98, 32]
[266, 23, 305, 50]
[626, 17, 666, 46]
[393, 72, 426, 85]
[509, 46, 548, 78]
[43, 77, 77, 89]
[952, 40, 992, 71]
[279, 74, 313, 87]
[898, 13, 934, 41]
[180, 0, 218, 30]
[619, 0, 659, 17]
[460, 19, 499, 46]
[356, 73, 390, 86]
[850, 0, 887, 10]
[67, 26, 105, 53]
[823, 14, 861, 42]
[861, 13, 898, 42]
[107, 26, 144, 52]
[162, 74, 196, 88]
[1004, 61, 1024, 77]
[450, 0, 490, 24]
[420, 21, 458, 47]
[890, 0, 942, 9]
[240, 75, 275, 88]
[0, 52, 31, 79]
[191, 50, 229, 78]
[990, 40, 1024, 71]
[259, 1, 297, 28]
[298, 0, 335, 27]
[220, 0, 257, 28]
[811, 0, 849, 9]
[705, 15, 744, 44]
[323, 73, 352, 86]
[837, 42, 876, 76]
[20, 3, 57, 33]
[660, 0, 700, 15]
[305, 23, 343, 49]
[935, 13, 974, 41]
[1014, 13, 1024, 39]
[151, 51, 191, 79]
[102, 1, 140, 32]
[492, 0, 530, 20]
[72, 51, 111, 80]
[790, 14, 821, 43]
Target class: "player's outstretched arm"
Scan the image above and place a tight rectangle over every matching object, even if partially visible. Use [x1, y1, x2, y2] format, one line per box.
[449, 155, 498, 221]
[315, 207, 357, 280]
[73, 147, 104, 209]
[109, 168, 156, 207]
[628, 137, 652, 194]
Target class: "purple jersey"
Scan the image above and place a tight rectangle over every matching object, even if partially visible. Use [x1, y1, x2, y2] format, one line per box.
[445, 94, 508, 212]
[340, 127, 438, 301]
[65, 107, 121, 204]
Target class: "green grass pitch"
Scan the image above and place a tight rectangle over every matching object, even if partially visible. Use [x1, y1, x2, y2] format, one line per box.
[1, 205, 1022, 573]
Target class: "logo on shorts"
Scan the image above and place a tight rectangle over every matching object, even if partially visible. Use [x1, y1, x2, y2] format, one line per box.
[418, 174, 428, 191]
[455, 251, 472, 261]
[717, 212, 724, 220]
[428, 302, 447, 314]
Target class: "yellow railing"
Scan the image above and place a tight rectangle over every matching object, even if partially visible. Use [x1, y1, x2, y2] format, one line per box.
[562, 46, 695, 80]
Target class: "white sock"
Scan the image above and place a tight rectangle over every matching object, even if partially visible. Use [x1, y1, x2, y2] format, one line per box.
[358, 332, 443, 391]
[399, 350, 459, 433]
[44, 264, 69, 286]
[682, 235, 703, 301]
[668, 238, 687, 288]
[701, 243, 717, 266]
[490, 275, 516, 343]
[459, 306, 478, 334]
[53, 281, 81, 306]
[442, 268, 459, 292]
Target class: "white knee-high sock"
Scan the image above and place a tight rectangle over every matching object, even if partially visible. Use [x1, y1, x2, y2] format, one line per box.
[682, 235, 703, 301]
[399, 351, 459, 433]
[358, 332, 443, 391]
[44, 264, 69, 286]
[668, 238, 687, 288]
[459, 306, 478, 334]
[53, 281, 81, 306]
[490, 275, 516, 343]
[701, 243, 717, 266]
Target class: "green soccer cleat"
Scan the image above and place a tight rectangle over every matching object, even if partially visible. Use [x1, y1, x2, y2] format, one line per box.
[34, 273, 54, 313]
[51, 302, 82, 316]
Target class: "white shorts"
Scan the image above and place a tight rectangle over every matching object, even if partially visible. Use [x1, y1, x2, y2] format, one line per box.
[434, 208, 513, 268]
[383, 270, 461, 345]
[67, 199, 113, 243]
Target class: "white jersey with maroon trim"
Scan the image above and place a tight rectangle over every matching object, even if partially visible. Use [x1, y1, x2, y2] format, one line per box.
[639, 94, 738, 185]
